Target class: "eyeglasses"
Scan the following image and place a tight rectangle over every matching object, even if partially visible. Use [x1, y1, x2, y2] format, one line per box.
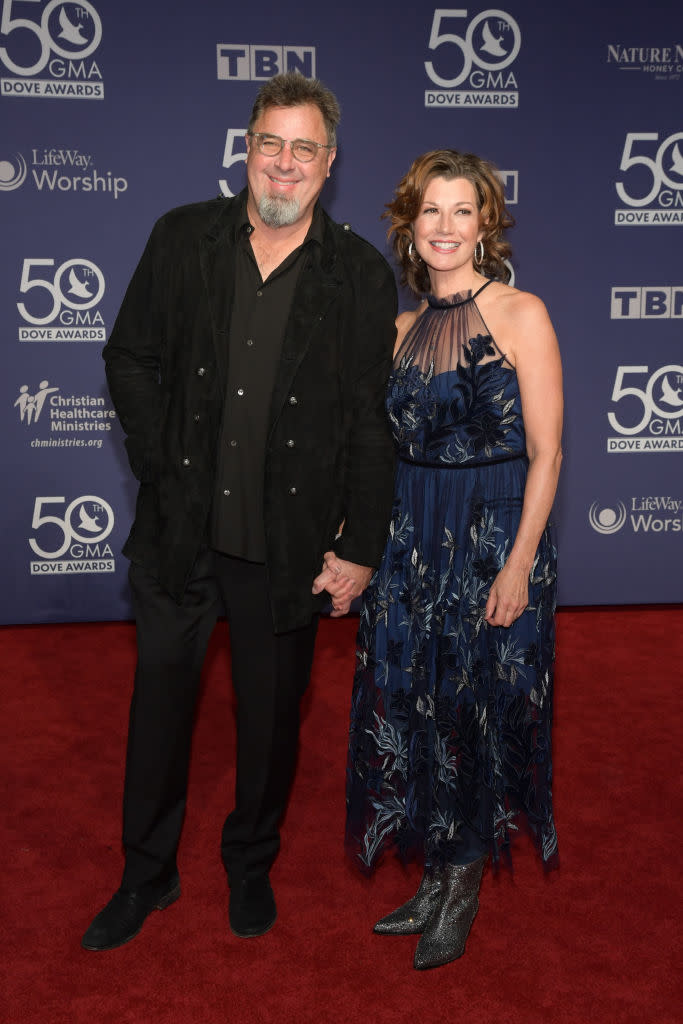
[247, 131, 333, 163]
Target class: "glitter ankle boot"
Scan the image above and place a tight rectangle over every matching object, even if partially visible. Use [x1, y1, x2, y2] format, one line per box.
[413, 855, 486, 969]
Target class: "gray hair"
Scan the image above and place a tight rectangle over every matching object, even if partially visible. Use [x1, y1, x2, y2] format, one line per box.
[248, 72, 341, 147]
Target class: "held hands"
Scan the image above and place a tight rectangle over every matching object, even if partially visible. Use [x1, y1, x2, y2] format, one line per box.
[484, 561, 530, 628]
[311, 551, 374, 618]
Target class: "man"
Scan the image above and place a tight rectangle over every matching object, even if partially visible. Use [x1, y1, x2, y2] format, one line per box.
[82, 72, 397, 951]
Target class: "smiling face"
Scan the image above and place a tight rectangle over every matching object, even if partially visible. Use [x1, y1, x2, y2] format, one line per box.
[245, 102, 336, 231]
[412, 175, 484, 292]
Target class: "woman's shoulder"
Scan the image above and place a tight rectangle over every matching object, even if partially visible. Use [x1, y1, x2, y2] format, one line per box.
[478, 281, 556, 365]
[480, 281, 550, 328]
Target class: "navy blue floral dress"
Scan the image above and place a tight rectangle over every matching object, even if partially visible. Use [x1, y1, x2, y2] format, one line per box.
[346, 281, 558, 871]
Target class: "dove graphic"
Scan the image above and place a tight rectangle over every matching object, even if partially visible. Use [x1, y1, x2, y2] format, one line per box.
[58, 8, 89, 46]
[659, 375, 683, 407]
[669, 143, 683, 180]
[77, 505, 102, 533]
[68, 268, 93, 299]
[480, 21, 507, 57]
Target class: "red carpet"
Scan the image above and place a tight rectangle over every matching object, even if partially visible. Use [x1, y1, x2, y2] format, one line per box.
[2, 608, 681, 1024]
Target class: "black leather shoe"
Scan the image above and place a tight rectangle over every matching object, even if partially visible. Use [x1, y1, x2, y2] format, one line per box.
[229, 875, 276, 938]
[81, 876, 181, 951]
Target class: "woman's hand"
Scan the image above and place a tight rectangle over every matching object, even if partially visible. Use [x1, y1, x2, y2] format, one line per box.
[484, 561, 530, 628]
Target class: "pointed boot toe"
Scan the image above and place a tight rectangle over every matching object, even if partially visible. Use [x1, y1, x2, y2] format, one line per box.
[373, 869, 442, 935]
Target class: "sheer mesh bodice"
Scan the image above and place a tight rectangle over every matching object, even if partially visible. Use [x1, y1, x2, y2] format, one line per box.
[389, 282, 526, 467]
[394, 282, 507, 374]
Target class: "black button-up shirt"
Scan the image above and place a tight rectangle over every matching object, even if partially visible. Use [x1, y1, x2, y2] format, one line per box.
[211, 201, 324, 562]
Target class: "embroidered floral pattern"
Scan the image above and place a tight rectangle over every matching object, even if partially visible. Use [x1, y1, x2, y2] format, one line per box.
[346, 286, 558, 871]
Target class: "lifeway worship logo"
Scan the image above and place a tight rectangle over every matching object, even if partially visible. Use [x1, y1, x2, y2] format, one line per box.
[607, 364, 683, 453]
[589, 498, 682, 535]
[611, 287, 683, 319]
[17, 258, 107, 340]
[29, 494, 115, 574]
[614, 131, 683, 226]
[217, 43, 315, 80]
[606, 43, 683, 82]
[1, 1, 104, 99]
[14, 379, 116, 448]
[424, 9, 521, 109]
[0, 149, 127, 198]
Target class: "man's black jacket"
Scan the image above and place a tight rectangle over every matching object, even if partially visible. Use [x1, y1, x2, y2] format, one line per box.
[103, 192, 398, 632]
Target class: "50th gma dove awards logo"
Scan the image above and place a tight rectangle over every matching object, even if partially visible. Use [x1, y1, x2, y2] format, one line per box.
[14, 378, 115, 449]
[29, 494, 115, 574]
[606, 364, 683, 453]
[215, 127, 523, 213]
[0, 149, 127, 198]
[589, 498, 682, 535]
[424, 8, 520, 109]
[0, 0, 104, 99]
[614, 131, 683, 225]
[16, 257, 106, 340]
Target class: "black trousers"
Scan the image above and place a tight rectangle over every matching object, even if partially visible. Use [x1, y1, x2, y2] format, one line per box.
[120, 549, 318, 891]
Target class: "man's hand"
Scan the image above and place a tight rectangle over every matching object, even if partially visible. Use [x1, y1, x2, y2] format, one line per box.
[311, 551, 374, 617]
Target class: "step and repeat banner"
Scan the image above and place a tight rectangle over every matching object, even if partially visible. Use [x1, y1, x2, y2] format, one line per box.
[2, 1, 681, 623]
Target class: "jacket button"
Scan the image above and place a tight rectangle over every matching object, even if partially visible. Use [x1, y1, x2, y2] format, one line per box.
[288, 486, 297, 495]
[182, 457, 191, 466]
[193, 413, 200, 422]
[196, 366, 206, 376]
[286, 439, 295, 448]
[288, 395, 298, 405]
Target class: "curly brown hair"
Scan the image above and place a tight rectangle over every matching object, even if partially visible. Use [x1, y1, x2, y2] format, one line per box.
[384, 149, 514, 295]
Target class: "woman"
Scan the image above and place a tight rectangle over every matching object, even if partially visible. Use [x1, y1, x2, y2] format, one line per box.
[325, 150, 562, 970]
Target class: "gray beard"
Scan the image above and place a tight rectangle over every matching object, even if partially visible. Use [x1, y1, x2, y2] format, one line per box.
[257, 193, 300, 228]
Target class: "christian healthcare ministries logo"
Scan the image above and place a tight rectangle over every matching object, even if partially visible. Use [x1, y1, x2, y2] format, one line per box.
[614, 131, 683, 225]
[589, 498, 682, 535]
[217, 44, 315, 80]
[611, 287, 683, 319]
[1, 0, 103, 99]
[17, 258, 106, 340]
[607, 364, 683, 453]
[29, 494, 114, 574]
[607, 42, 682, 82]
[0, 149, 127, 198]
[424, 8, 520, 109]
[14, 378, 116, 449]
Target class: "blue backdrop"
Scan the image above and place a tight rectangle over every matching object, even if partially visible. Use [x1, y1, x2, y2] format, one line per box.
[2, 0, 681, 623]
